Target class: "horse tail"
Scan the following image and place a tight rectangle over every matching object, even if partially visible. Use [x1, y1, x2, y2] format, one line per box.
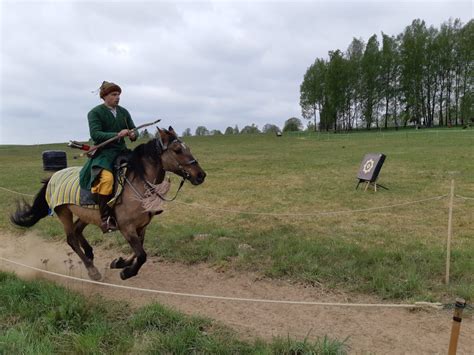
[11, 178, 50, 227]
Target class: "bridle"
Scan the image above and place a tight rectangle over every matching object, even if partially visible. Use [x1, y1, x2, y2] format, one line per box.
[156, 134, 198, 174]
[121, 134, 199, 203]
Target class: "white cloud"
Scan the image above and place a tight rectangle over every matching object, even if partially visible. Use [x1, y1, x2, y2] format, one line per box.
[1, 0, 472, 143]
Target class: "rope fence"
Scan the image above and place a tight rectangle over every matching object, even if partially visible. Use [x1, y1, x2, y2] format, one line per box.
[0, 186, 35, 198]
[0, 256, 443, 309]
[0, 184, 450, 216]
[172, 195, 447, 216]
[2, 185, 472, 218]
[2, 185, 473, 218]
[0, 181, 470, 285]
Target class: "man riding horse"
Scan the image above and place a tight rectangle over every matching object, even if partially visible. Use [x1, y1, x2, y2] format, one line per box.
[11, 85, 207, 280]
[79, 81, 136, 233]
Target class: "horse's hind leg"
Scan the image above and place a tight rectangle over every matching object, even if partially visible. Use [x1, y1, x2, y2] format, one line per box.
[56, 207, 101, 281]
[73, 219, 94, 261]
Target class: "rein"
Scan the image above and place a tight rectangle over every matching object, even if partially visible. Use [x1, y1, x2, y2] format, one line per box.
[146, 178, 185, 202]
[124, 175, 185, 202]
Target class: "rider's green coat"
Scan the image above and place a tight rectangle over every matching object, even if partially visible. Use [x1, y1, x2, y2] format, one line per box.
[79, 104, 136, 190]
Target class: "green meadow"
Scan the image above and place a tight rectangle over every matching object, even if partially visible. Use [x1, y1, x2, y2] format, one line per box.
[0, 272, 347, 353]
[1, 128, 473, 301]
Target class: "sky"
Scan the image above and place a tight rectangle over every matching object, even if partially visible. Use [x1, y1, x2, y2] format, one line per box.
[0, 0, 472, 144]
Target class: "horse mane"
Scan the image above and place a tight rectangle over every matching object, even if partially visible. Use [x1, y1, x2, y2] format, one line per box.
[128, 138, 161, 181]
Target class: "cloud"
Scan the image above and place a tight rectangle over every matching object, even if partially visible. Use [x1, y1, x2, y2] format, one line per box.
[1, 0, 472, 143]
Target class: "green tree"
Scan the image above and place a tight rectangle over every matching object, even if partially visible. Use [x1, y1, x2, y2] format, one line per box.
[195, 126, 209, 136]
[262, 123, 281, 134]
[460, 91, 473, 122]
[300, 17, 473, 130]
[326, 50, 350, 131]
[182, 128, 192, 137]
[361, 34, 381, 129]
[400, 20, 431, 126]
[422, 26, 439, 127]
[211, 129, 223, 135]
[240, 124, 260, 134]
[283, 117, 303, 132]
[300, 58, 327, 130]
[435, 21, 451, 125]
[455, 19, 473, 125]
[346, 38, 365, 129]
[380, 33, 399, 128]
[224, 126, 234, 135]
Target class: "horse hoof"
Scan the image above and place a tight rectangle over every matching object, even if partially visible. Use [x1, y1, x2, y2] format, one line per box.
[120, 268, 134, 280]
[110, 257, 125, 269]
[88, 268, 102, 281]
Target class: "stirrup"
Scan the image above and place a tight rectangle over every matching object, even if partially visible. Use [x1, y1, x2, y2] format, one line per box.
[100, 216, 118, 233]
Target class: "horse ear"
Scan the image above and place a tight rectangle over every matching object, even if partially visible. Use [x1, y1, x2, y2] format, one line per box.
[156, 127, 168, 149]
[156, 127, 165, 139]
[168, 126, 175, 133]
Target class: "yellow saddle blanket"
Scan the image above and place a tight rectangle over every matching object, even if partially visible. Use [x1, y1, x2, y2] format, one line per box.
[46, 167, 97, 214]
[46, 166, 166, 216]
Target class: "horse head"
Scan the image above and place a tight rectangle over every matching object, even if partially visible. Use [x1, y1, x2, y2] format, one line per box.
[156, 126, 206, 185]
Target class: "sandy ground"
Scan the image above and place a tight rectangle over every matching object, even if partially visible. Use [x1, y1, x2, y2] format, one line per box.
[0, 231, 472, 354]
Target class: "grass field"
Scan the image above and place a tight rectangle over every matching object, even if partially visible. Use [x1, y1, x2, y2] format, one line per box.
[0, 128, 473, 301]
[0, 272, 346, 353]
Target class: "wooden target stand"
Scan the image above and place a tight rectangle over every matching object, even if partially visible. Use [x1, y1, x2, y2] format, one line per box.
[356, 153, 388, 192]
[357, 180, 388, 192]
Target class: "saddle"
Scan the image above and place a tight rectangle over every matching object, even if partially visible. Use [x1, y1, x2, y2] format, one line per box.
[79, 152, 132, 207]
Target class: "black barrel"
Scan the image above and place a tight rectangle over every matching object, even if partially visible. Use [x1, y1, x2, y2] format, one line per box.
[42, 150, 67, 171]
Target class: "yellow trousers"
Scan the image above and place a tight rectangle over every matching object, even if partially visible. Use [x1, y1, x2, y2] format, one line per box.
[91, 169, 114, 195]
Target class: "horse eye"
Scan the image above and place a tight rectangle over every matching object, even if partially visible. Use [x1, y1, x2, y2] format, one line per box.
[175, 148, 183, 154]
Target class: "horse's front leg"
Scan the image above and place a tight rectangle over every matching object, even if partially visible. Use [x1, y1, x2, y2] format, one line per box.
[110, 253, 135, 269]
[110, 226, 147, 269]
[119, 226, 147, 280]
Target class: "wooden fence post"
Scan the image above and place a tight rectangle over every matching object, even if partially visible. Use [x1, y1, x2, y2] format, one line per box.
[445, 179, 454, 284]
[448, 298, 466, 355]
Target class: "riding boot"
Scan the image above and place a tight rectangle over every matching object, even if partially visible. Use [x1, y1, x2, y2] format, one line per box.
[98, 194, 118, 233]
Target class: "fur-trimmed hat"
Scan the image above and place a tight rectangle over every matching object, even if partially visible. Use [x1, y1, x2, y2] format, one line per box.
[99, 81, 121, 99]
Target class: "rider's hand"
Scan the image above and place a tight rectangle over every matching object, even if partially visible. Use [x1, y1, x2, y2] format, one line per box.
[118, 129, 129, 138]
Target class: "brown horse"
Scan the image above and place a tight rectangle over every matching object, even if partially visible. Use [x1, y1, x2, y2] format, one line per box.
[11, 127, 206, 280]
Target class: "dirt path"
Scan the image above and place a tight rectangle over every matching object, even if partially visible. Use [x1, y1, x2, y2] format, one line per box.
[1, 231, 472, 354]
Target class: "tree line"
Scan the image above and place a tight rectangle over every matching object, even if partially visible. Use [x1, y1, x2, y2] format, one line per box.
[180, 117, 307, 136]
[300, 18, 473, 131]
